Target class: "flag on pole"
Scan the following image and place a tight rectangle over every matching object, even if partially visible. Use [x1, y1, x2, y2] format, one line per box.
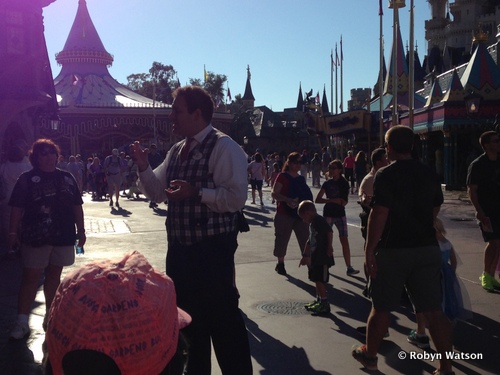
[204, 65, 208, 82]
[336, 44, 340, 67]
[315, 92, 320, 104]
[176, 77, 181, 88]
[379, 0, 383, 16]
[331, 49, 335, 71]
[227, 87, 232, 101]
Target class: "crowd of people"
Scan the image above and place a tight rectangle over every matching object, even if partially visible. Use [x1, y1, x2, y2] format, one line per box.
[1, 85, 499, 375]
[35, 145, 168, 209]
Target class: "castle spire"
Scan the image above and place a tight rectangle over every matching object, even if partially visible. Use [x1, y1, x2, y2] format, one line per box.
[321, 85, 329, 114]
[242, 65, 255, 108]
[55, 0, 113, 75]
[384, 21, 409, 95]
[296, 83, 304, 111]
[53, 0, 158, 107]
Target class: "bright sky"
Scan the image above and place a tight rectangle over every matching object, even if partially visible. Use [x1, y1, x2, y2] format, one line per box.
[42, 0, 430, 112]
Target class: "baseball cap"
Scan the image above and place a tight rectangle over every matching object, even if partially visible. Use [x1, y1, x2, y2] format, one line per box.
[46, 251, 191, 375]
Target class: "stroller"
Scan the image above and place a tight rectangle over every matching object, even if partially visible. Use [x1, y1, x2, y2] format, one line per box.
[92, 172, 107, 200]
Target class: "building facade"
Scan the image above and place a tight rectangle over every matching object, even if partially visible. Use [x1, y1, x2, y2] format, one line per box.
[0, 0, 59, 162]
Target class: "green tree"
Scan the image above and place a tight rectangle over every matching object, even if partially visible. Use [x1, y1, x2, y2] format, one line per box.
[126, 62, 177, 104]
[149, 62, 177, 103]
[189, 71, 228, 109]
[126, 73, 149, 92]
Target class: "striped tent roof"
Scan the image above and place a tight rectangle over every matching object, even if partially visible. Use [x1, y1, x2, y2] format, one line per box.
[53, 0, 164, 108]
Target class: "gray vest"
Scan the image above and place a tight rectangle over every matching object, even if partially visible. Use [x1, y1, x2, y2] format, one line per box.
[165, 129, 237, 245]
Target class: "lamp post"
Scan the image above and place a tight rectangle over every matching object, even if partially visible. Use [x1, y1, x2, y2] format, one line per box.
[152, 78, 157, 144]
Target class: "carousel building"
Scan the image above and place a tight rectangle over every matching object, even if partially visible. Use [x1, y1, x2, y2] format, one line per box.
[42, 0, 233, 158]
[41, 0, 171, 157]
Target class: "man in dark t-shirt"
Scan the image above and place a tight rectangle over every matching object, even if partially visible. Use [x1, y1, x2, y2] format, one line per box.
[351, 126, 453, 375]
[467, 130, 500, 292]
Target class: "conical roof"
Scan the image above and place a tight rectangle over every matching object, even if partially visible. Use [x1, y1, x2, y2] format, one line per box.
[425, 79, 443, 107]
[441, 69, 464, 102]
[55, 0, 113, 73]
[321, 86, 329, 114]
[460, 42, 500, 100]
[242, 74, 255, 101]
[373, 56, 387, 97]
[370, 21, 425, 112]
[407, 48, 426, 83]
[296, 83, 304, 111]
[53, 0, 160, 108]
[384, 23, 408, 95]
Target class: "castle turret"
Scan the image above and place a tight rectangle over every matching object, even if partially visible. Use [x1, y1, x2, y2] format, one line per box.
[425, 0, 449, 73]
[296, 83, 304, 111]
[55, 0, 113, 78]
[242, 65, 255, 109]
[321, 86, 329, 115]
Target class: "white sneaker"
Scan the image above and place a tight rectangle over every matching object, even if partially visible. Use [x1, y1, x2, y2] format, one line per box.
[10, 321, 30, 340]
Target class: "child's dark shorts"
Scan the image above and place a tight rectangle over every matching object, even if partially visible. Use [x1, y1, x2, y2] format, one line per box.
[250, 179, 263, 191]
[308, 264, 330, 283]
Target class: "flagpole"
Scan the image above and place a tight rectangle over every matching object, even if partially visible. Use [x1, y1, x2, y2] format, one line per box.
[340, 35, 343, 113]
[335, 43, 338, 115]
[379, 0, 384, 145]
[409, 0, 415, 129]
[330, 49, 334, 115]
[392, 3, 399, 125]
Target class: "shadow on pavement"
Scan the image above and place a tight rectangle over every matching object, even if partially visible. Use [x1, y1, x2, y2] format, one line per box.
[243, 207, 273, 228]
[110, 207, 131, 217]
[242, 312, 331, 375]
[0, 257, 43, 375]
[152, 207, 168, 217]
[451, 314, 500, 373]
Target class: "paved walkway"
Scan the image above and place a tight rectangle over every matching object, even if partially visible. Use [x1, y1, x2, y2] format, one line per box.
[1, 185, 499, 374]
